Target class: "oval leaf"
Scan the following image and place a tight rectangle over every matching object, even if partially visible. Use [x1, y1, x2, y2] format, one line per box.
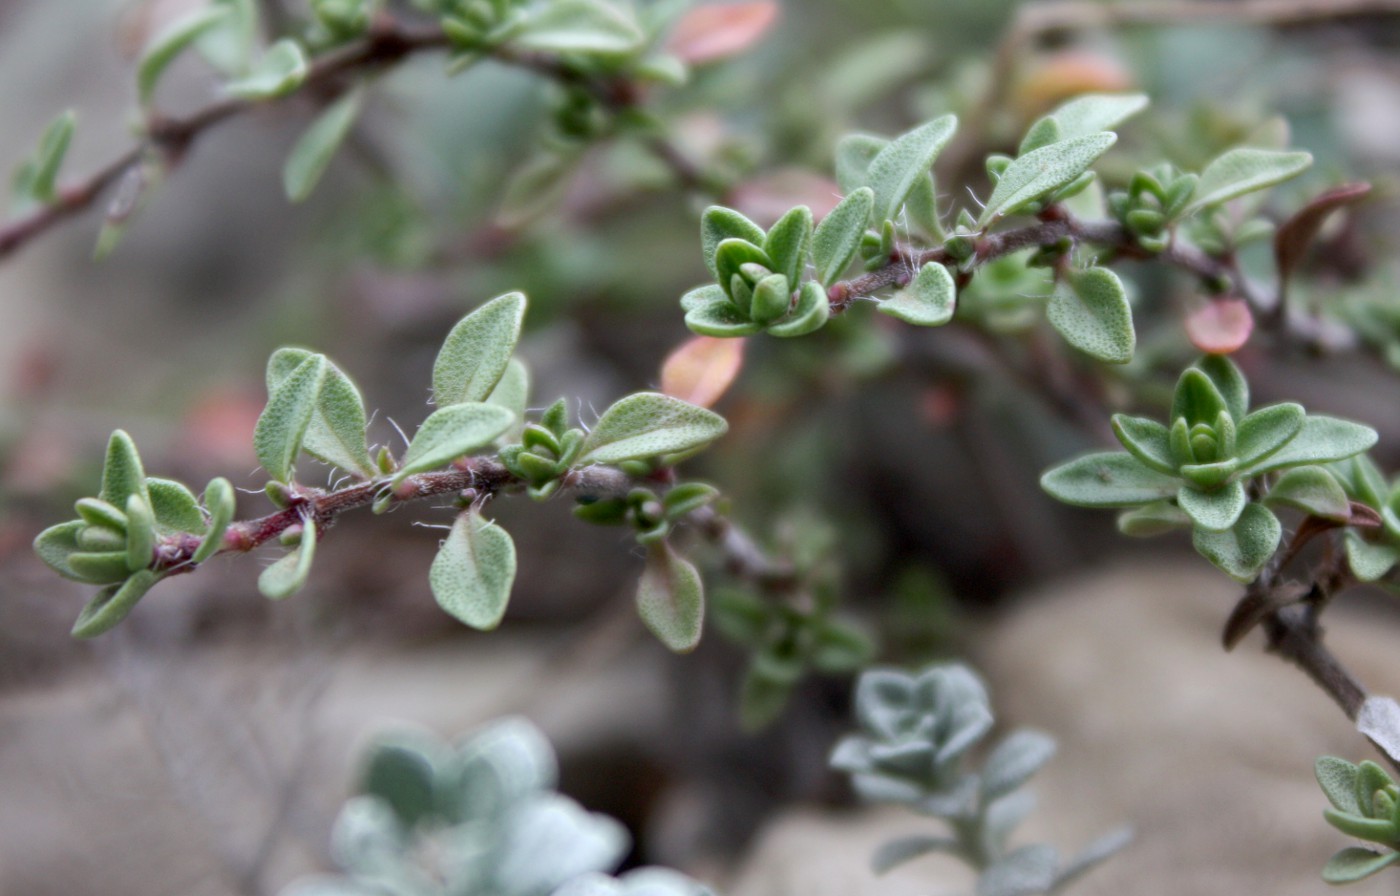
[877, 262, 955, 326]
[124, 494, 156, 572]
[137, 6, 232, 105]
[979, 132, 1116, 226]
[1322, 847, 1400, 884]
[763, 205, 812, 286]
[834, 133, 885, 194]
[1265, 465, 1350, 520]
[258, 519, 317, 600]
[1185, 298, 1253, 355]
[1316, 757, 1364, 814]
[812, 187, 874, 284]
[866, 114, 957, 225]
[255, 353, 326, 482]
[225, 38, 308, 99]
[394, 403, 515, 485]
[1040, 452, 1180, 507]
[1047, 267, 1134, 363]
[1186, 148, 1313, 213]
[1192, 502, 1281, 582]
[981, 729, 1056, 801]
[660, 335, 745, 408]
[1110, 415, 1174, 474]
[1241, 415, 1377, 475]
[100, 429, 151, 509]
[193, 477, 236, 564]
[514, 0, 646, 54]
[1020, 92, 1148, 154]
[579, 393, 728, 464]
[284, 88, 364, 203]
[146, 478, 206, 534]
[433, 292, 528, 406]
[1177, 480, 1247, 532]
[33, 520, 88, 581]
[72, 569, 162, 638]
[664, 1, 779, 65]
[636, 541, 704, 652]
[268, 348, 377, 478]
[429, 511, 517, 630]
[700, 207, 766, 279]
[767, 280, 829, 337]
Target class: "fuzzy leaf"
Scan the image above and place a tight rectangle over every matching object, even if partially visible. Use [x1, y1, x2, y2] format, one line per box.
[979, 133, 1116, 226]
[636, 541, 704, 652]
[1117, 501, 1191, 537]
[870, 836, 958, 874]
[1178, 480, 1247, 532]
[193, 477, 235, 564]
[767, 280, 829, 337]
[393, 403, 515, 485]
[866, 114, 957, 225]
[1234, 402, 1304, 468]
[763, 205, 813, 286]
[33, 521, 87, 581]
[1046, 266, 1134, 363]
[1242, 415, 1377, 475]
[660, 336, 745, 409]
[684, 299, 763, 337]
[976, 844, 1058, 896]
[981, 729, 1056, 801]
[1019, 93, 1148, 154]
[268, 348, 376, 479]
[877, 262, 955, 327]
[1111, 415, 1175, 474]
[1346, 533, 1400, 582]
[255, 353, 326, 482]
[514, 0, 646, 54]
[1171, 368, 1230, 428]
[430, 511, 516, 630]
[1192, 502, 1281, 582]
[100, 430, 151, 510]
[14, 110, 76, 205]
[834, 134, 885, 195]
[258, 520, 317, 600]
[284, 88, 364, 203]
[72, 569, 162, 638]
[433, 292, 528, 406]
[812, 187, 874, 284]
[1186, 148, 1312, 213]
[225, 38, 308, 99]
[1317, 756, 1364, 815]
[700, 207, 766, 279]
[1322, 848, 1400, 884]
[124, 494, 156, 572]
[1265, 466, 1350, 520]
[146, 478, 205, 534]
[1040, 452, 1180, 507]
[579, 393, 727, 464]
[137, 6, 232, 105]
[486, 357, 531, 424]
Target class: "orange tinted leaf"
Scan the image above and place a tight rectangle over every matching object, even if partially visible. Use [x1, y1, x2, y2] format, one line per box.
[660, 336, 745, 408]
[665, 2, 779, 65]
[1186, 298, 1254, 355]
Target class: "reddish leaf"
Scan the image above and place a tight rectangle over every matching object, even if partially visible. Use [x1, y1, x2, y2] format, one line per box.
[661, 335, 745, 408]
[665, 2, 779, 65]
[1186, 298, 1254, 355]
[1274, 182, 1371, 282]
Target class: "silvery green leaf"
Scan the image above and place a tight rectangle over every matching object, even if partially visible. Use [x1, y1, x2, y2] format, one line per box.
[812, 187, 874, 284]
[258, 520, 316, 599]
[866, 114, 957, 225]
[1186, 148, 1313, 213]
[197, 0, 257, 74]
[124, 494, 156, 572]
[1346, 532, 1400, 582]
[834, 133, 885, 194]
[393, 403, 515, 485]
[1019, 93, 1147, 154]
[635, 541, 704, 652]
[1046, 267, 1134, 363]
[1117, 501, 1191, 537]
[700, 207, 765, 279]
[13, 110, 75, 206]
[764, 206, 813, 286]
[443, 717, 557, 823]
[33, 520, 87, 581]
[684, 299, 763, 337]
[1322, 847, 1400, 884]
[1316, 756, 1364, 814]
[767, 281, 829, 337]
[1040, 452, 1180, 507]
[579, 393, 727, 464]
[433, 292, 528, 406]
[100, 430, 151, 510]
[145, 478, 205, 534]
[193, 477, 235, 564]
[328, 796, 408, 880]
[514, 0, 646, 54]
[1264, 465, 1350, 520]
[1240, 415, 1377, 475]
[284, 88, 364, 203]
[976, 843, 1058, 896]
[255, 353, 326, 482]
[680, 283, 726, 312]
[492, 794, 631, 896]
[137, 6, 232, 104]
[1196, 355, 1249, 421]
[877, 262, 955, 327]
[1171, 368, 1230, 428]
[1052, 827, 1134, 892]
[268, 348, 377, 479]
[1235, 403, 1304, 468]
[487, 358, 531, 427]
[72, 569, 161, 638]
[870, 836, 959, 874]
[978, 133, 1116, 226]
[225, 38, 308, 99]
[1178, 481, 1247, 532]
[852, 668, 914, 738]
[1192, 502, 1281, 582]
[359, 734, 444, 829]
[1111, 415, 1174, 474]
[980, 729, 1056, 801]
[430, 511, 516, 631]
[849, 772, 924, 806]
[981, 790, 1036, 858]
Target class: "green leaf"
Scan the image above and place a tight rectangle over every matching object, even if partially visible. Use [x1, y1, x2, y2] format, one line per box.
[284, 88, 364, 203]
[978, 132, 1116, 226]
[429, 511, 517, 630]
[1323, 808, 1399, 844]
[834, 133, 885, 194]
[1241, 415, 1378, 475]
[865, 114, 957, 225]
[578, 392, 727, 464]
[255, 353, 327, 482]
[193, 477, 235, 564]
[811, 621, 876, 673]
[13, 110, 76, 206]
[486, 357, 531, 426]
[714, 238, 773, 304]
[749, 273, 792, 325]
[258, 519, 317, 600]
[1040, 452, 1181, 507]
[1117, 501, 1191, 537]
[877, 262, 955, 327]
[1192, 502, 1281, 582]
[75, 498, 127, 533]
[684, 298, 763, 337]
[1111, 416, 1175, 474]
[1046, 267, 1134, 363]
[1178, 480, 1247, 532]
[137, 6, 232, 105]
[700, 207, 766, 279]
[1019, 93, 1147, 154]
[268, 349, 377, 479]
[33, 520, 88, 581]
[124, 494, 156, 572]
[739, 668, 795, 731]
[812, 187, 874, 284]
[433, 292, 528, 406]
[393, 403, 515, 485]
[146, 478, 206, 534]
[1171, 368, 1229, 427]
[763, 206, 813, 286]
[497, 151, 583, 229]
[358, 737, 441, 829]
[767, 281, 829, 337]
[514, 0, 646, 54]
[1317, 756, 1364, 815]
[1346, 533, 1400, 582]
[1322, 847, 1400, 884]
[1265, 466, 1350, 520]
[100, 430, 151, 510]
[68, 551, 134, 584]
[72, 569, 162, 638]
[197, 0, 258, 74]
[1234, 403, 1304, 468]
[225, 38, 308, 99]
[1186, 148, 1313, 213]
[1196, 355, 1249, 420]
[636, 541, 704, 652]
